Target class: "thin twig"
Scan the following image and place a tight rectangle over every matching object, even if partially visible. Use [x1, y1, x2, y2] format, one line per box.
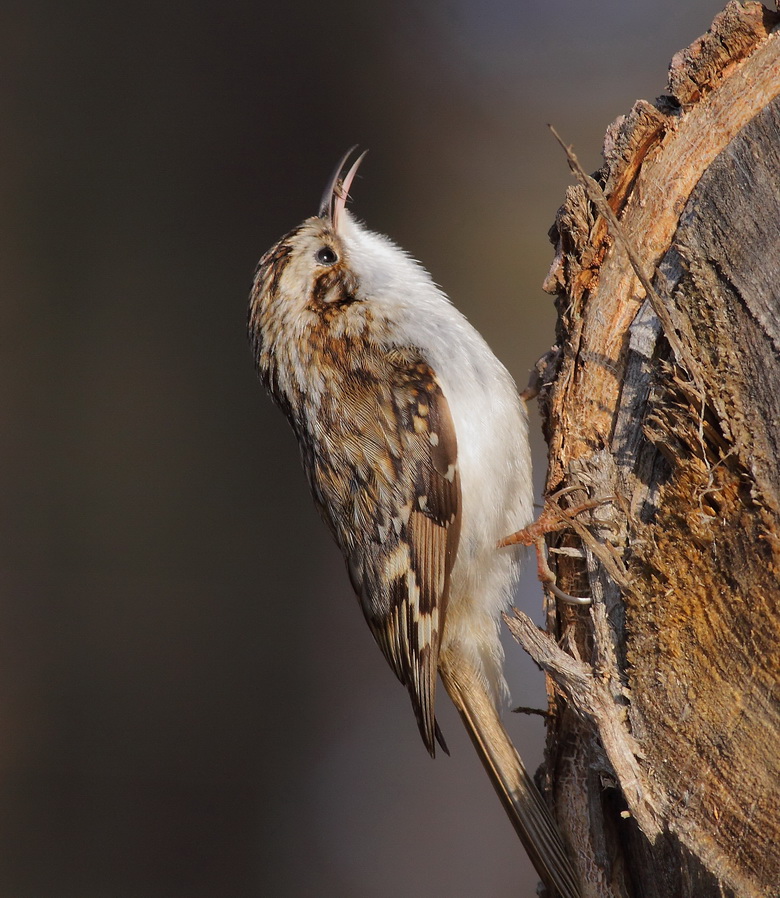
[548, 124, 705, 392]
[512, 705, 551, 719]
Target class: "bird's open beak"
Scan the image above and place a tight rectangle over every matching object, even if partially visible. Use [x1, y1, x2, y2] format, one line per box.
[319, 146, 368, 231]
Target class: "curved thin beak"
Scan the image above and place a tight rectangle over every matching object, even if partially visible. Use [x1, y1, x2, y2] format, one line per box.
[318, 146, 368, 230]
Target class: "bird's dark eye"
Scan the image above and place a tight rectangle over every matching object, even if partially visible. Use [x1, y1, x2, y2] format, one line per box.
[315, 246, 338, 266]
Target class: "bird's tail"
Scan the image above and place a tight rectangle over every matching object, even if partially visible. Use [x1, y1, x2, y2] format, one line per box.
[439, 652, 582, 898]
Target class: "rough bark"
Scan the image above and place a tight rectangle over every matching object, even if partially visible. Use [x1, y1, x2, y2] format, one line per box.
[507, 4, 780, 896]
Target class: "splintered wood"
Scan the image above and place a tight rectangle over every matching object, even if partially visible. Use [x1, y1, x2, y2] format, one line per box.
[516, 4, 780, 897]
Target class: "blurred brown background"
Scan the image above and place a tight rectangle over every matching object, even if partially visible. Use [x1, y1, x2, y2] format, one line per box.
[0, 2, 722, 896]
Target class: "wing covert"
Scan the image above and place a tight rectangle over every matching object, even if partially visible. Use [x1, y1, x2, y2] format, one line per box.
[313, 349, 461, 756]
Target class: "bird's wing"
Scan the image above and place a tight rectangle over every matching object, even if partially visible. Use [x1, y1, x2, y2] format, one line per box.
[309, 349, 461, 755]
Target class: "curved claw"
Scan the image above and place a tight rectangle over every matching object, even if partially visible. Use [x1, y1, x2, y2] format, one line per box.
[545, 581, 592, 606]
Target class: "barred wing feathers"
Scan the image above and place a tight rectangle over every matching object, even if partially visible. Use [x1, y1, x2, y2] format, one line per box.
[308, 349, 461, 756]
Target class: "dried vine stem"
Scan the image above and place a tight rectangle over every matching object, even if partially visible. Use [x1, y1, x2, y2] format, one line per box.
[547, 124, 705, 393]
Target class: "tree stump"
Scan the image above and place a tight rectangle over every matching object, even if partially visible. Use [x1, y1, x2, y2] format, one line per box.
[507, 3, 780, 896]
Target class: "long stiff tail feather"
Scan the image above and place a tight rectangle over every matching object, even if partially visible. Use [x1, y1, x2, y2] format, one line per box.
[439, 654, 582, 898]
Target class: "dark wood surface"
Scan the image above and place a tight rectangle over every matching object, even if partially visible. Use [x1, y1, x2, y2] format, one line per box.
[511, 4, 780, 895]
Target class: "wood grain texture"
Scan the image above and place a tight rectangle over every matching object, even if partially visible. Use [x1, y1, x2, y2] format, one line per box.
[515, 4, 780, 896]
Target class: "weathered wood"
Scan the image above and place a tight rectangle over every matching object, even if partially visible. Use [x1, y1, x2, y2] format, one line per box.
[513, 4, 780, 896]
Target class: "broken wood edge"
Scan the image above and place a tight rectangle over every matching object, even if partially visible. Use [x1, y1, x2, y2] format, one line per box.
[504, 607, 663, 839]
[542, 2, 780, 487]
[509, 4, 780, 895]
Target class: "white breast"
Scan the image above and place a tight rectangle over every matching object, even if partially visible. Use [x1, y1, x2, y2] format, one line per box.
[342, 212, 534, 699]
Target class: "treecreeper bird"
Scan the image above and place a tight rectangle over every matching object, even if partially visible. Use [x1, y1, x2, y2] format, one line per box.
[248, 149, 581, 898]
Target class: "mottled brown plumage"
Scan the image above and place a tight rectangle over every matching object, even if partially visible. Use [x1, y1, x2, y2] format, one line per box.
[252, 227, 460, 753]
[248, 150, 581, 898]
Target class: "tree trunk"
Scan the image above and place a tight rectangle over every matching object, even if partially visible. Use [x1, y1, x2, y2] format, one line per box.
[507, 3, 780, 896]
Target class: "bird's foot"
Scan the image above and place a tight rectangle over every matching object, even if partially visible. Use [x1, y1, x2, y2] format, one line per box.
[498, 488, 605, 606]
